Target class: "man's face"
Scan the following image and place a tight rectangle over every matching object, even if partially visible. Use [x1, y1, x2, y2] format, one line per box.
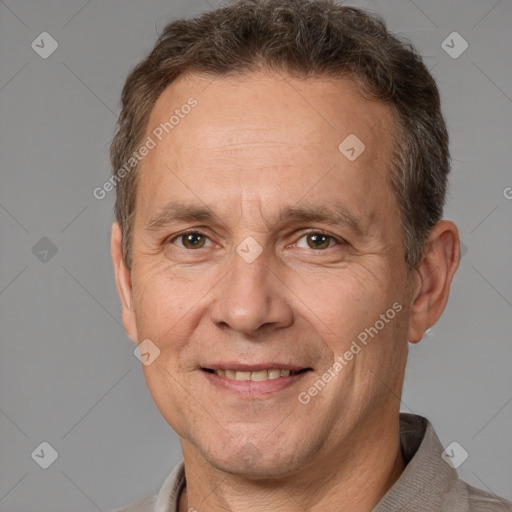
[121, 71, 415, 476]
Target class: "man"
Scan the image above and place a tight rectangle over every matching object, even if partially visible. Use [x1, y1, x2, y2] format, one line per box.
[109, 1, 511, 510]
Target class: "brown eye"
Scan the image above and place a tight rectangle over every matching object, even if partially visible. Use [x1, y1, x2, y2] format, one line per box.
[175, 232, 210, 249]
[296, 232, 337, 250]
[307, 233, 332, 250]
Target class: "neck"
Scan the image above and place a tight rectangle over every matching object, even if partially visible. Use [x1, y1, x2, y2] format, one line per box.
[178, 414, 405, 512]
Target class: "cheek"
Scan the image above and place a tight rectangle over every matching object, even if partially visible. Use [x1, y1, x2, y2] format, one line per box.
[141, 362, 189, 436]
[290, 266, 391, 343]
[131, 265, 220, 381]
[132, 265, 202, 335]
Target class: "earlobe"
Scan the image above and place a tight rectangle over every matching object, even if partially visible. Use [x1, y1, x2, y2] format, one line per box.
[407, 221, 460, 343]
[111, 222, 139, 344]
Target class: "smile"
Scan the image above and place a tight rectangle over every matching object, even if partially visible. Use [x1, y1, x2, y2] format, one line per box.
[202, 368, 310, 381]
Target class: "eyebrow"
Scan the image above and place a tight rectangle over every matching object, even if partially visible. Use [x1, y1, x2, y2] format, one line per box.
[145, 203, 220, 232]
[274, 202, 365, 236]
[144, 200, 366, 236]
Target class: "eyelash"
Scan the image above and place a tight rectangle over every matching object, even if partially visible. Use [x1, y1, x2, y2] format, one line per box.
[169, 230, 345, 251]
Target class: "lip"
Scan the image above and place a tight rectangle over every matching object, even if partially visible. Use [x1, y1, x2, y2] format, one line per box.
[200, 367, 312, 397]
[201, 362, 309, 372]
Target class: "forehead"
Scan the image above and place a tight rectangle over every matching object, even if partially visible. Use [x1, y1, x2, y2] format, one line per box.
[144, 70, 394, 153]
[135, 71, 398, 231]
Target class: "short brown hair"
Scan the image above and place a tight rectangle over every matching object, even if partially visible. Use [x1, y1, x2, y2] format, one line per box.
[110, 0, 449, 271]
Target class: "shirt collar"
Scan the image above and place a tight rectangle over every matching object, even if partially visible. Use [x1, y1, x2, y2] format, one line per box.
[154, 459, 185, 512]
[373, 413, 463, 511]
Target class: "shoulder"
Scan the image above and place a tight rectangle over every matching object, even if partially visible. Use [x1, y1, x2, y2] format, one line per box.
[395, 414, 511, 512]
[463, 482, 512, 512]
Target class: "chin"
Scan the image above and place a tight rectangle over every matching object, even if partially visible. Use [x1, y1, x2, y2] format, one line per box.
[211, 455, 300, 479]
[202, 438, 311, 479]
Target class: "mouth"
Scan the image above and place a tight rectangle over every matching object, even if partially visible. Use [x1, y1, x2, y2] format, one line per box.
[200, 364, 313, 397]
[201, 367, 312, 381]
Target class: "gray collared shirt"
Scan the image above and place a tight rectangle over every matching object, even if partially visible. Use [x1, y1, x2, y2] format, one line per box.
[114, 413, 511, 511]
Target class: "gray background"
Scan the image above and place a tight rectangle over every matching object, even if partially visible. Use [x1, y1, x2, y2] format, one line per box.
[1, 0, 511, 510]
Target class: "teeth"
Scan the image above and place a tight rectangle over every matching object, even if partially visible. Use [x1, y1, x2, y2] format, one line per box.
[250, 370, 268, 381]
[225, 369, 236, 379]
[267, 369, 281, 379]
[213, 368, 299, 380]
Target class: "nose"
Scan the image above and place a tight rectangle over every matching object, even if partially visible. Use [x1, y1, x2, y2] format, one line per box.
[210, 247, 294, 336]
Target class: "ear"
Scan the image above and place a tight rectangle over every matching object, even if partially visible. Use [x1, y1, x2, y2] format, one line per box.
[111, 222, 139, 344]
[408, 220, 460, 343]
